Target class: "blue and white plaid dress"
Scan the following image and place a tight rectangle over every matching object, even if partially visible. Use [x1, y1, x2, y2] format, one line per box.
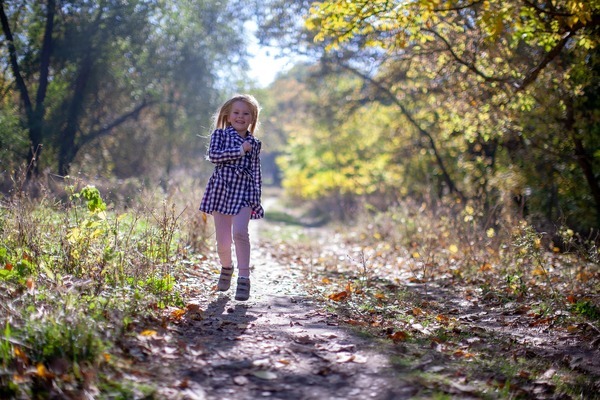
[199, 126, 264, 219]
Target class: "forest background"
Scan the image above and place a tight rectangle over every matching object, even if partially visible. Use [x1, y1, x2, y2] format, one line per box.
[0, 0, 599, 398]
[1, 0, 598, 232]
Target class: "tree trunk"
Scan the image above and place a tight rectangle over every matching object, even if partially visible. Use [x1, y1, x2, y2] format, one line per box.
[58, 53, 93, 176]
[566, 97, 600, 227]
[0, 0, 55, 177]
[330, 59, 465, 201]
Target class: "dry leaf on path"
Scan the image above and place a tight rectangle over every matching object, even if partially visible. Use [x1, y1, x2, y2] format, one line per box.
[251, 370, 277, 380]
[336, 353, 355, 363]
[328, 291, 349, 301]
[233, 376, 249, 385]
[388, 331, 409, 342]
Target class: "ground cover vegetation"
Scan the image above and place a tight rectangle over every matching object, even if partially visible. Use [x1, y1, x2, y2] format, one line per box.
[0, 173, 210, 397]
[262, 196, 600, 398]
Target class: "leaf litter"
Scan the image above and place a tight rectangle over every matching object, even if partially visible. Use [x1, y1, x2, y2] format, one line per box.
[55, 196, 599, 399]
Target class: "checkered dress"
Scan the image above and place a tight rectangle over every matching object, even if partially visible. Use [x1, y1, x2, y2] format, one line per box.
[199, 126, 264, 219]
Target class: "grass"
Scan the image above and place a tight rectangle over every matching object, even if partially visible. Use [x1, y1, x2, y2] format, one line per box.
[262, 194, 600, 399]
[0, 178, 212, 398]
[2, 183, 599, 398]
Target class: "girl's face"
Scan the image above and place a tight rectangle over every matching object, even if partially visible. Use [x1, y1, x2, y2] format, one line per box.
[227, 101, 254, 136]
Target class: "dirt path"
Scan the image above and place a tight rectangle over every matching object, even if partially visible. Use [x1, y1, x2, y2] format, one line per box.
[125, 202, 410, 400]
[119, 197, 600, 400]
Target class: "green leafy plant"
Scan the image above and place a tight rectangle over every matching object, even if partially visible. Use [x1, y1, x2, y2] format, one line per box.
[572, 300, 600, 321]
[0, 323, 13, 368]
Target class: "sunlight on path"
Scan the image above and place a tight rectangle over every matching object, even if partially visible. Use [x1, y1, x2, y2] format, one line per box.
[165, 194, 414, 400]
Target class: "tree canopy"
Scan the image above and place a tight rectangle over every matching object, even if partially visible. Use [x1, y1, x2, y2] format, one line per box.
[0, 0, 254, 181]
[258, 0, 600, 230]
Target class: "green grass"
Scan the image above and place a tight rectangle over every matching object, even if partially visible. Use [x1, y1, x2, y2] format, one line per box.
[0, 183, 211, 397]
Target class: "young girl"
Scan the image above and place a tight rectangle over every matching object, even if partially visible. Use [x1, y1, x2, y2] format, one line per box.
[199, 94, 264, 301]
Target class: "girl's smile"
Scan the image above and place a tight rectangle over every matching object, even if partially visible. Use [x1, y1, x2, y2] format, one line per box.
[228, 101, 254, 137]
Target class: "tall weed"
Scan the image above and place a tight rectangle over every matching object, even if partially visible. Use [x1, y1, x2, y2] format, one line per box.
[350, 198, 598, 303]
[0, 176, 210, 396]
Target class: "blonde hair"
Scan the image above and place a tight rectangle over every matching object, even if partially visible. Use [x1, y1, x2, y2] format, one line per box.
[213, 94, 261, 134]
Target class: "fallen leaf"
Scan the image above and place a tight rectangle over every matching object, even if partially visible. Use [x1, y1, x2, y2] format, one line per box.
[186, 304, 203, 314]
[140, 329, 157, 337]
[412, 307, 424, 316]
[518, 370, 530, 378]
[530, 317, 553, 327]
[5, 263, 13, 271]
[388, 331, 409, 342]
[479, 263, 492, 272]
[566, 325, 578, 333]
[328, 291, 349, 302]
[319, 342, 355, 352]
[346, 319, 367, 326]
[252, 359, 271, 367]
[321, 277, 331, 284]
[345, 281, 353, 293]
[539, 368, 556, 381]
[251, 370, 277, 380]
[294, 335, 313, 344]
[436, 314, 450, 323]
[170, 309, 186, 320]
[178, 378, 189, 389]
[576, 271, 593, 282]
[336, 353, 355, 363]
[453, 350, 475, 358]
[36, 363, 55, 379]
[233, 376, 249, 385]
[14, 347, 28, 363]
[449, 381, 477, 393]
[352, 354, 368, 363]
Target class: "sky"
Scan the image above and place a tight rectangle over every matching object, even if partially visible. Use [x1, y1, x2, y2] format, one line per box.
[245, 21, 298, 87]
[246, 45, 292, 87]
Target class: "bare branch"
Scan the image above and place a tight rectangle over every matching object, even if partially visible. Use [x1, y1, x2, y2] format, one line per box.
[0, 0, 32, 115]
[36, 0, 55, 109]
[516, 31, 572, 91]
[433, 0, 484, 13]
[324, 58, 466, 200]
[78, 100, 154, 149]
[522, 0, 576, 18]
[425, 28, 511, 84]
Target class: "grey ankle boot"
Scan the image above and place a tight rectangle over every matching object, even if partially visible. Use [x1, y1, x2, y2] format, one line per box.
[235, 277, 250, 301]
[217, 267, 233, 291]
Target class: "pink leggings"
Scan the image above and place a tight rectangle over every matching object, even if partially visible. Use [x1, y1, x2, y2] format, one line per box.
[213, 207, 251, 277]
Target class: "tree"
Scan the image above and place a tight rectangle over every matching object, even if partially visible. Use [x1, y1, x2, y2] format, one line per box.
[275, 0, 600, 229]
[0, 0, 254, 179]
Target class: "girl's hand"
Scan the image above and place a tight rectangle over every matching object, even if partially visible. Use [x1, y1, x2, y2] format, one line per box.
[242, 141, 252, 153]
